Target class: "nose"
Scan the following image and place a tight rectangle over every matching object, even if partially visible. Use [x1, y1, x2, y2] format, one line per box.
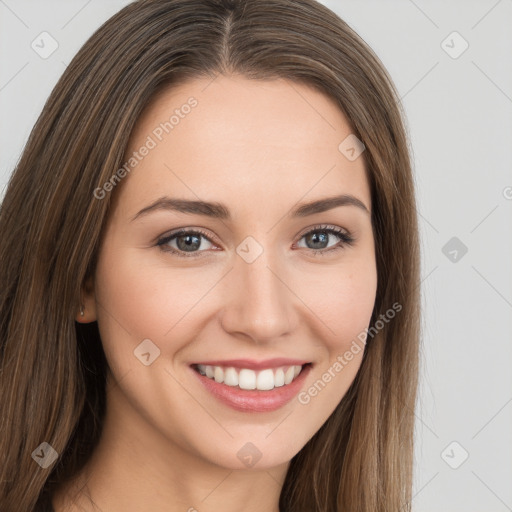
[219, 245, 296, 344]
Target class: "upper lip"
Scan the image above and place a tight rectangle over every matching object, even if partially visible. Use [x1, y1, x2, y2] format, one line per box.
[190, 358, 311, 370]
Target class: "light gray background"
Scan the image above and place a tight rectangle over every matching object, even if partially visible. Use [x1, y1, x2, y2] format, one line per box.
[1, 1, 511, 510]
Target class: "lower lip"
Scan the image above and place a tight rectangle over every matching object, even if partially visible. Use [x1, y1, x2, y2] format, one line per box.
[190, 364, 312, 413]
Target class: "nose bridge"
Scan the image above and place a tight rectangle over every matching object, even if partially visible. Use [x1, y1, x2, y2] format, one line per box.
[221, 235, 294, 341]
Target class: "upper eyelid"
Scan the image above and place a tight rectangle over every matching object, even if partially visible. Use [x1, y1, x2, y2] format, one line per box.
[296, 224, 350, 237]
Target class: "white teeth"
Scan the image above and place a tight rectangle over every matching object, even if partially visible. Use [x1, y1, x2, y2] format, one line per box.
[238, 368, 256, 390]
[274, 368, 285, 387]
[256, 369, 275, 391]
[214, 366, 224, 383]
[195, 364, 305, 390]
[284, 366, 295, 385]
[224, 367, 239, 387]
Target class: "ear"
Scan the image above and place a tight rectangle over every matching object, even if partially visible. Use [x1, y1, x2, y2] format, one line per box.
[75, 274, 97, 323]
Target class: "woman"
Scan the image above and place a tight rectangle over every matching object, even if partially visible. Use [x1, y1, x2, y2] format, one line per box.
[0, 0, 420, 510]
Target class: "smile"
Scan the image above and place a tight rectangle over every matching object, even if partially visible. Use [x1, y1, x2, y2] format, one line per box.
[193, 363, 306, 391]
[190, 362, 313, 413]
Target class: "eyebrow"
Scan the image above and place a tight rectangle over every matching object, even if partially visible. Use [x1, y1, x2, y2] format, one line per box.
[131, 193, 370, 222]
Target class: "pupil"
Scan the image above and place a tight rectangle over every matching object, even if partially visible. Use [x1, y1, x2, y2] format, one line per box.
[178, 234, 200, 251]
[308, 232, 327, 249]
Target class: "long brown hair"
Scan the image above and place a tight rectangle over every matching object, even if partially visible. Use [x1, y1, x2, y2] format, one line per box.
[0, 0, 420, 510]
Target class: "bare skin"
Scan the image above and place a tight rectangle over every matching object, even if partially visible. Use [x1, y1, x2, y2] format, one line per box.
[53, 74, 377, 512]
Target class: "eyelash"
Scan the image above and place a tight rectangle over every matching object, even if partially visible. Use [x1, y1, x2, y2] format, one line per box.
[156, 224, 355, 259]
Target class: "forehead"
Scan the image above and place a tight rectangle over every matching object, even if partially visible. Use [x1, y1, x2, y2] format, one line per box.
[117, 74, 370, 218]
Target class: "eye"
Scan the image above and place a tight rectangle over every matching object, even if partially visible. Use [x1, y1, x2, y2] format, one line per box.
[156, 228, 216, 258]
[156, 224, 355, 258]
[294, 224, 355, 256]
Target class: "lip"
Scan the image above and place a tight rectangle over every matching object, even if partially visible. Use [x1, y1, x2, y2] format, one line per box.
[190, 362, 313, 413]
[189, 358, 310, 370]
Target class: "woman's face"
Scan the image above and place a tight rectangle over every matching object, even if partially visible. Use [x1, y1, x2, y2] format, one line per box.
[86, 74, 377, 470]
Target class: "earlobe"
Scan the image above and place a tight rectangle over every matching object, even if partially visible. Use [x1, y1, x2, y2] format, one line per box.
[76, 275, 97, 323]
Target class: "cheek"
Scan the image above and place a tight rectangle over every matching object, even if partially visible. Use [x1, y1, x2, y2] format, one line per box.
[322, 270, 377, 348]
[291, 274, 376, 437]
[94, 246, 196, 353]
[296, 251, 378, 350]
[291, 253, 377, 408]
